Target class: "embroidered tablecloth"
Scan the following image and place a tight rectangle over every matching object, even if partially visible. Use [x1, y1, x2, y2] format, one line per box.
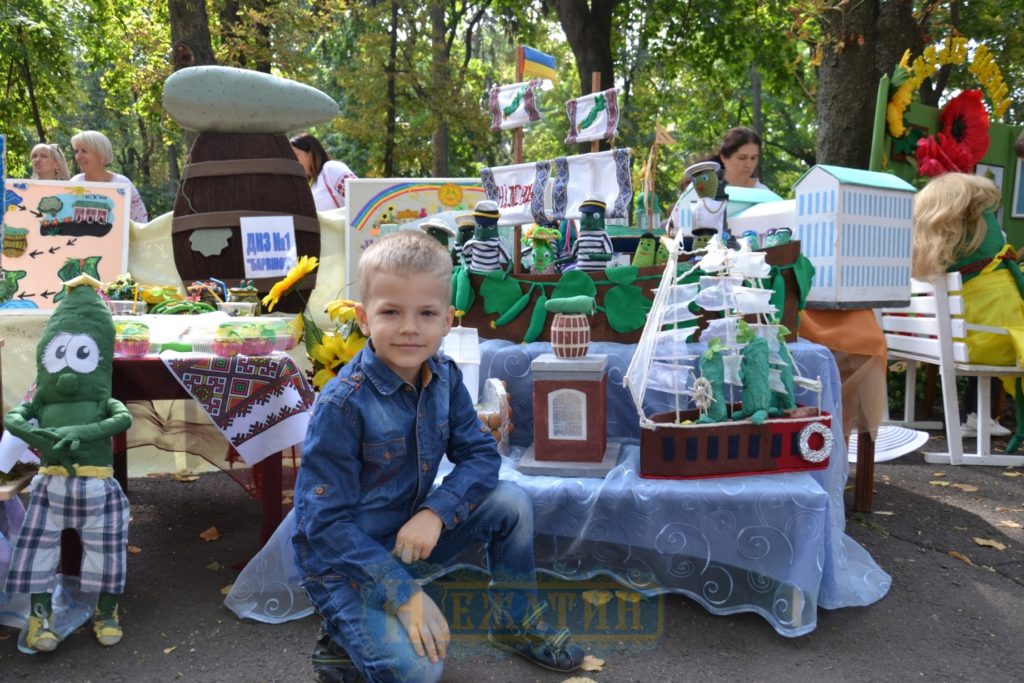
[159, 352, 315, 466]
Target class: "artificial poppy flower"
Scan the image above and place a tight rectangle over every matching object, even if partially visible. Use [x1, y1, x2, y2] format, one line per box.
[937, 89, 990, 167]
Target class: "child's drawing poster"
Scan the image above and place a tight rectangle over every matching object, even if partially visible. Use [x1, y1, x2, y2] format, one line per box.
[1, 178, 131, 313]
[344, 178, 487, 298]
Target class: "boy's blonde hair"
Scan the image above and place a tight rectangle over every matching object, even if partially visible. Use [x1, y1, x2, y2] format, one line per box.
[358, 229, 453, 302]
[912, 173, 1000, 281]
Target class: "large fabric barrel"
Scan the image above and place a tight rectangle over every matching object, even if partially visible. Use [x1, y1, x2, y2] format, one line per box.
[550, 313, 591, 358]
[172, 132, 319, 313]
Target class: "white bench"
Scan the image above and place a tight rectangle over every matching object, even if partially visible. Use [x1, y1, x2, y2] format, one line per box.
[881, 272, 1024, 466]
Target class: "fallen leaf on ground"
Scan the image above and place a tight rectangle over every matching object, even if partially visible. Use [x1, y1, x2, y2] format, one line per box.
[582, 590, 613, 607]
[932, 472, 946, 477]
[146, 472, 167, 479]
[199, 527, 221, 542]
[163, 646, 177, 654]
[562, 678, 599, 683]
[950, 483, 979, 493]
[220, 583, 233, 595]
[614, 590, 643, 603]
[948, 550, 973, 566]
[0, 632, 12, 640]
[995, 520, 1022, 529]
[996, 506, 1024, 513]
[172, 472, 199, 483]
[930, 480, 951, 487]
[1001, 470, 1023, 478]
[580, 655, 605, 672]
[206, 561, 221, 571]
[874, 511, 895, 516]
[973, 537, 1007, 550]
[127, 545, 142, 554]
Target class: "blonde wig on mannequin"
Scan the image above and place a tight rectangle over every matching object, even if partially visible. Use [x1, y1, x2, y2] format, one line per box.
[912, 172, 1001, 281]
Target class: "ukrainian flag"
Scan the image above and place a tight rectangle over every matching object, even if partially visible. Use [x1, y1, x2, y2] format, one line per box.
[518, 46, 556, 82]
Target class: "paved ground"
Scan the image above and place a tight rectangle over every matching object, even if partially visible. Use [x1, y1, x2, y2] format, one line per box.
[2, 434, 1023, 682]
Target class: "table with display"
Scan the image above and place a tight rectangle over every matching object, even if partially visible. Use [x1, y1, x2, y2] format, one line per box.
[59, 351, 316, 575]
[224, 339, 889, 638]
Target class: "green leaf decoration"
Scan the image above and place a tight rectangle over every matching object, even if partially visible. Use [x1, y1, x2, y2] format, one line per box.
[303, 313, 324, 358]
[524, 293, 548, 343]
[479, 270, 523, 315]
[736, 319, 756, 344]
[604, 265, 638, 287]
[550, 269, 597, 301]
[703, 337, 726, 360]
[792, 255, 816, 309]
[603, 284, 652, 333]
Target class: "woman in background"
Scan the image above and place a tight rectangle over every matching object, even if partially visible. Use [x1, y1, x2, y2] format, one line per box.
[709, 126, 767, 190]
[289, 132, 358, 211]
[70, 130, 149, 223]
[30, 144, 71, 181]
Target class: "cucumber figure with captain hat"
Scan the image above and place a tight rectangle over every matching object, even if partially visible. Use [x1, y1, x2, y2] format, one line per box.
[462, 200, 510, 272]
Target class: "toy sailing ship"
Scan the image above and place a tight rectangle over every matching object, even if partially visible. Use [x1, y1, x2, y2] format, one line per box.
[624, 229, 833, 479]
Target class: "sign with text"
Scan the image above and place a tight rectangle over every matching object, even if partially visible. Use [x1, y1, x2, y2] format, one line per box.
[240, 215, 297, 279]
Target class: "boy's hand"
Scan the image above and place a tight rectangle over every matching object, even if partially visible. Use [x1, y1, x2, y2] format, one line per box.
[396, 591, 449, 663]
[392, 509, 443, 564]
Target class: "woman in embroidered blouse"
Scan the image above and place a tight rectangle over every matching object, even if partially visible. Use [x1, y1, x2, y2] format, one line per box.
[30, 143, 71, 181]
[289, 132, 359, 211]
[70, 130, 149, 223]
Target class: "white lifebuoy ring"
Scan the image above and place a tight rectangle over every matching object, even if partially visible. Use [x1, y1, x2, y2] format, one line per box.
[799, 422, 833, 463]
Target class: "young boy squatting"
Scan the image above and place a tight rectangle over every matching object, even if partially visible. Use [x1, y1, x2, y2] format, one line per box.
[292, 230, 584, 682]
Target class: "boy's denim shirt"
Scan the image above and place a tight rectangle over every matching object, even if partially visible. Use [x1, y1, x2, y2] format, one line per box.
[293, 341, 500, 614]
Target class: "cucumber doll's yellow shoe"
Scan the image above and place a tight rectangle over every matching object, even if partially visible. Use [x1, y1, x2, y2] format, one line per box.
[93, 607, 123, 646]
[26, 609, 59, 652]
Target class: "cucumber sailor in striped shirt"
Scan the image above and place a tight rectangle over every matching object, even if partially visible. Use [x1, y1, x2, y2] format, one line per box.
[464, 200, 510, 272]
[568, 199, 614, 271]
[452, 213, 475, 267]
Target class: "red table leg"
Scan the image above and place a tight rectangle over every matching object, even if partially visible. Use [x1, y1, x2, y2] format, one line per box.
[254, 452, 283, 546]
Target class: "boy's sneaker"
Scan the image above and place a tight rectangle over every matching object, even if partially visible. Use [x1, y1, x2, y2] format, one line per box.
[961, 412, 1011, 437]
[312, 622, 364, 683]
[93, 606, 123, 646]
[488, 601, 585, 673]
[26, 605, 59, 652]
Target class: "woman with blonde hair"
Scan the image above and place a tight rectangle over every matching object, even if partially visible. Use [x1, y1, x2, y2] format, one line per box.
[70, 130, 148, 223]
[913, 172, 1024, 450]
[30, 144, 71, 180]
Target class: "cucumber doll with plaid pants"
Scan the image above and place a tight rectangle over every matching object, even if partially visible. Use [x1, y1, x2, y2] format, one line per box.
[3, 276, 133, 652]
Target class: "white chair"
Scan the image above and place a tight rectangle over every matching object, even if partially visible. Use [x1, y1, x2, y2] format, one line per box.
[881, 272, 1024, 466]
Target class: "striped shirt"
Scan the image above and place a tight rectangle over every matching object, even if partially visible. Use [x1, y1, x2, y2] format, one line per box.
[464, 238, 510, 272]
[571, 231, 614, 271]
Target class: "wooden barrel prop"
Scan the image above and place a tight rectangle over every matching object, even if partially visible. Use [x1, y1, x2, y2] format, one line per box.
[550, 313, 591, 358]
[172, 132, 319, 313]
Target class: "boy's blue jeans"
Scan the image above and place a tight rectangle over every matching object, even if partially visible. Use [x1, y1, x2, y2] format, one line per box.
[302, 481, 537, 683]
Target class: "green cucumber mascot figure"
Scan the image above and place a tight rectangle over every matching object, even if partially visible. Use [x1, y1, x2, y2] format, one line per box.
[4, 275, 132, 652]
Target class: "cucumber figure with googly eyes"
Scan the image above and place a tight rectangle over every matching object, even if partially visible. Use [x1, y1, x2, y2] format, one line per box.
[3, 275, 133, 653]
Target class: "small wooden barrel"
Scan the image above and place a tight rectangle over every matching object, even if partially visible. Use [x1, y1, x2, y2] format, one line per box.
[172, 132, 319, 313]
[550, 313, 591, 358]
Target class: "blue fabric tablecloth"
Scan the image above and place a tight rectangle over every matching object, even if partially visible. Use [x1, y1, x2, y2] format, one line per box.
[224, 340, 890, 637]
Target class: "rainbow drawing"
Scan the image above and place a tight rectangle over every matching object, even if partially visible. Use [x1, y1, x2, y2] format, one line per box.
[347, 180, 487, 232]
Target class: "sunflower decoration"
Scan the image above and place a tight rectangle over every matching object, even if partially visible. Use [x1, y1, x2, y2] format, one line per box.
[306, 299, 368, 390]
[261, 255, 319, 313]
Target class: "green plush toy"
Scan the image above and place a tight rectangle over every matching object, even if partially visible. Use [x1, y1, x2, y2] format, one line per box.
[632, 232, 656, 267]
[4, 275, 133, 653]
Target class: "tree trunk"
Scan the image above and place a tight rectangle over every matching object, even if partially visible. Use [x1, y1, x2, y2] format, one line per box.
[430, 1, 450, 177]
[552, 0, 619, 95]
[383, 1, 399, 176]
[816, 0, 922, 168]
[169, 0, 216, 70]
